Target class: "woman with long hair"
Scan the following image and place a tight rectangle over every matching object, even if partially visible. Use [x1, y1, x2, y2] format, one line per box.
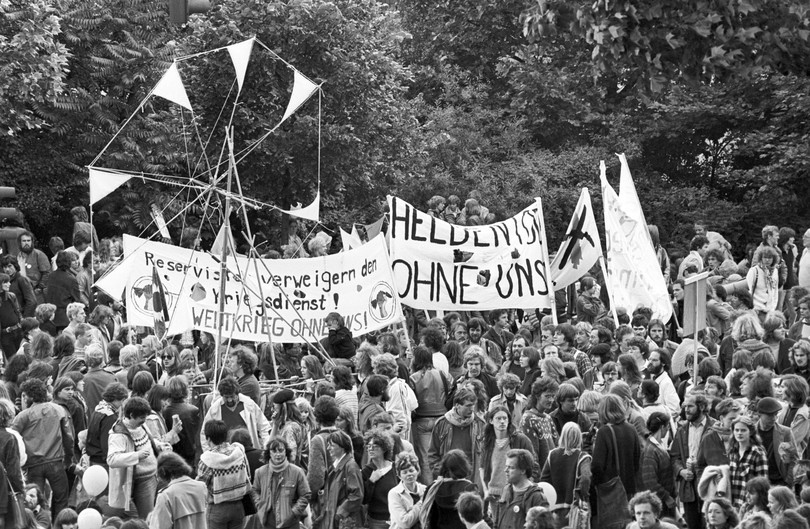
[539, 422, 591, 520]
[0, 273, 22, 361]
[763, 310, 795, 374]
[444, 340, 465, 380]
[519, 347, 542, 395]
[608, 380, 648, 438]
[738, 476, 771, 521]
[144, 383, 182, 447]
[748, 245, 780, 319]
[158, 345, 182, 384]
[541, 357, 566, 384]
[298, 354, 324, 402]
[768, 486, 799, 527]
[617, 353, 643, 397]
[420, 450, 477, 529]
[336, 406, 364, 466]
[592, 394, 641, 499]
[269, 389, 308, 469]
[705, 497, 739, 529]
[410, 345, 452, 484]
[482, 406, 535, 518]
[361, 429, 396, 529]
[728, 415, 768, 510]
[639, 411, 676, 517]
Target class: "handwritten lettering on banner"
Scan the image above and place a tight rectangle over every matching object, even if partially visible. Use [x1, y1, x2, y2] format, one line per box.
[118, 235, 401, 343]
[387, 197, 553, 311]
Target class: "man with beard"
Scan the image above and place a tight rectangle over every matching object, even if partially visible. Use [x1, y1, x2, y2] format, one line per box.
[463, 317, 502, 368]
[16, 231, 50, 305]
[645, 349, 680, 416]
[445, 348, 498, 406]
[520, 377, 559, 471]
[756, 396, 798, 487]
[482, 309, 513, 363]
[670, 393, 715, 529]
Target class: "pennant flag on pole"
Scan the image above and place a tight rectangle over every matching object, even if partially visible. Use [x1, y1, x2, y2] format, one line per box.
[360, 216, 385, 241]
[152, 265, 171, 339]
[210, 223, 236, 257]
[153, 62, 192, 110]
[227, 38, 254, 93]
[601, 162, 672, 322]
[340, 227, 362, 251]
[89, 167, 131, 205]
[281, 69, 319, 123]
[279, 192, 320, 222]
[550, 188, 603, 290]
[150, 204, 172, 241]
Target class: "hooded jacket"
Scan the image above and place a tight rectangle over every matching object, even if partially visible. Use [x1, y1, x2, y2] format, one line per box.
[86, 400, 118, 467]
[196, 442, 250, 504]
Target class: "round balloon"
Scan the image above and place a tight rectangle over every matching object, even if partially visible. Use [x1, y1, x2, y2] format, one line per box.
[77, 508, 102, 529]
[82, 465, 108, 497]
[538, 481, 557, 506]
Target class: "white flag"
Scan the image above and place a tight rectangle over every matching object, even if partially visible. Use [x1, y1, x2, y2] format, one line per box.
[227, 38, 254, 93]
[601, 162, 672, 321]
[278, 192, 320, 222]
[152, 62, 192, 110]
[550, 188, 603, 290]
[281, 69, 319, 123]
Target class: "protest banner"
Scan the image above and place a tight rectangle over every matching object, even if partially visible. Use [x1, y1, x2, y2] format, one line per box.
[96, 234, 402, 343]
[601, 161, 673, 322]
[387, 196, 554, 311]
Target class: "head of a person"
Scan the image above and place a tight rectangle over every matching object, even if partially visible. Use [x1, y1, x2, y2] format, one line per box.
[768, 486, 799, 517]
[638, 379, 659, 405]
[52, 376, 76, 403]
[558, 421, 583, 454]
[462, 347, 486, 378]
[102, 382, 129, 406]
[23, 483, 43, 511]
[732, 312, 766, 342]
[394, 451, 420, 486]
[372, 353, 399, 379]
[556, 383, 580, 414]
[732, 415, 760, 448]
[629, 490, 663, 529]
[485, 405, 514, 440]
[764, 311, 788, 342]
[313, 396, 340, 427]
[452, 387, 477, 419]
[521, 346, 541, 369]
[524, 506, 555, 529]
[121, 397, 151, 429]
[744, 476, 771, 511]
[421, 327, 445, 352]
[456, 492, 485, 525]
[497, 372, 521, 399]
[705, 375, 727, 399]
[54, 508, 78, 529]
[529, 377, 559, 412]
[706, 498, 739, 529]
[326, 430, 352, 459]
[146, 383, 170, 414]
[438, 449, 470, 479]
[773, 510, 810, 529]
[216, 376, 240, 407]
[157, 451, 193, 482]
[598, 393, 627, 426]
[466, 317, 487, 343]
[0, 398, 16, 429]
[363, 428, 394, 462]
[577, 390, 602, 424]
[262, 436, 292, 465]
[331, 365, 354, 391]
[682, 392, 709, 423]
[616, 353, 642, 384]
[691, 234, 710, 254]
[204, 419, 229, 446]
[166, 376, 189, 403]
[782, 374, 809, 408]
[365, 374, 389, 401]
[553, 323, 576, 348]
[792, 340, 810, 369]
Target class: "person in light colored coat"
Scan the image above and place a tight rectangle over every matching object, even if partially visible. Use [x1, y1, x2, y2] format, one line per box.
[200, 376, 270, 452]
[148, 452, 208, 529]
[388, 452, 427, 529]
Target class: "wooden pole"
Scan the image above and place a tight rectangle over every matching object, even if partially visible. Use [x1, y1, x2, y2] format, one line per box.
[213, 128, 235, 390]
[599, 255, 620, 327]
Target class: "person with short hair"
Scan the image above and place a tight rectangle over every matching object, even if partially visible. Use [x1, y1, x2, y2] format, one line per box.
[321, 430, 363, 529]
[456, 492, 490, 529]
[307, 396, 341, 524]
[358, 374, 388, 434]
[494, 449, 547, 529]
[756, 396, 798, 487]
[519, 377, 559, 468]
[321, 312, 356, 359]
[199, 375, 270, 454]
[420, 450, 476, 529]
[777, 374, 810, 456]
[373, 353, 418, 440]
[44, 251, 81, 332]
[226, 347, 261, 405]
[1, 254, 36, 318]
[108, 397, 161, 518]
[252, 437, 310, 529]
[410, 345, 452, 484]
[196, 419, 252, 529]
[427, 388, 484, 480]
[626, 490, 679, 529]
[86, 381, 128, 468]
[147, 452, 207, 529]
[82, 344, 116, 422]
[163, 376, 200, 469]
[13, 378, 73, 520]
[388, 452, 426, 529]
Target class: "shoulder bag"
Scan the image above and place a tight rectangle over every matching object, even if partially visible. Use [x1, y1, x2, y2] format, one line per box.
[596, 425, 630, 529]
[568, 452, 591, 529]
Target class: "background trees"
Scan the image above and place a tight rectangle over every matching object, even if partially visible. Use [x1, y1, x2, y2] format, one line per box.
[0, 0, 807, 256]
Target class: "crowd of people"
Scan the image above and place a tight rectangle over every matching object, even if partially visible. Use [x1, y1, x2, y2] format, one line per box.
[0, 199, 809, 529]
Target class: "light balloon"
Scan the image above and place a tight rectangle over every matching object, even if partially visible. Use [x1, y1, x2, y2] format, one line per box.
[537, 481, 557, 506]
[82, 465, 108, 497]
[77, 508, 102, 529]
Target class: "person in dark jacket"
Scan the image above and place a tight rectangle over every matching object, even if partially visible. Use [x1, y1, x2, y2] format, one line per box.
[163, 376, 200, 470]
[0, 273, 22, 361]
[1, 255, 35, 318]
[321, 312, 356, 359]
[591, 394, 641, 507]
[361, 429, 397, 529]
[420, 450, 476, 529]
[86, 382, 128, 468]
[44, 251, 81, 332]
[495, 449, 548, 529]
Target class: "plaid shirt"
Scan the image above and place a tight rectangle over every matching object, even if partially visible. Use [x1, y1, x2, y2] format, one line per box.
[729, 444, 768, 509]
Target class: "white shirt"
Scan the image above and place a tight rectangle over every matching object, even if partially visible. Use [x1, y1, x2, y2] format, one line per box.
[432, 352, 450, 374]
[799, 248, 810, 288]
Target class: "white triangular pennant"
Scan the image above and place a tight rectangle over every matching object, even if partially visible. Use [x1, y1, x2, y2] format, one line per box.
[210, 223, 236, 257]
[279, 192, 320, 222]
[227, 38, 255, 93]
[89, 167, 132, 205]
[153, 62, 192, 110]
[550, 187, 603, 289]
[281, 69, 319, 123]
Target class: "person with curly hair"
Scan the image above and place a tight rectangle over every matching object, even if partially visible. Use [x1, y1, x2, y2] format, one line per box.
[738, 476, 771, 521]
[388, 452, 426, 529]
[361, 429, 396, 528]
[519, 377, 559, 471]
[252, 437, 310, 529]
[373, 353, 417, 440]
[148, 451, 207, 529]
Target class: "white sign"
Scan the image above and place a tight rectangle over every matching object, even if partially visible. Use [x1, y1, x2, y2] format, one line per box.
[387, 197, 554, 311]
[97, 235, 402, 343]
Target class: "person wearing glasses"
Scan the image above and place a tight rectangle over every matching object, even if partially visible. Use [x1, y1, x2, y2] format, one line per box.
[253, 437, 311, 529]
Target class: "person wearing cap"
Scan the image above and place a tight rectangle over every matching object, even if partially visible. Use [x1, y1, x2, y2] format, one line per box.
[755, 396, 798, 487]
[269, 388, 308, 468]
